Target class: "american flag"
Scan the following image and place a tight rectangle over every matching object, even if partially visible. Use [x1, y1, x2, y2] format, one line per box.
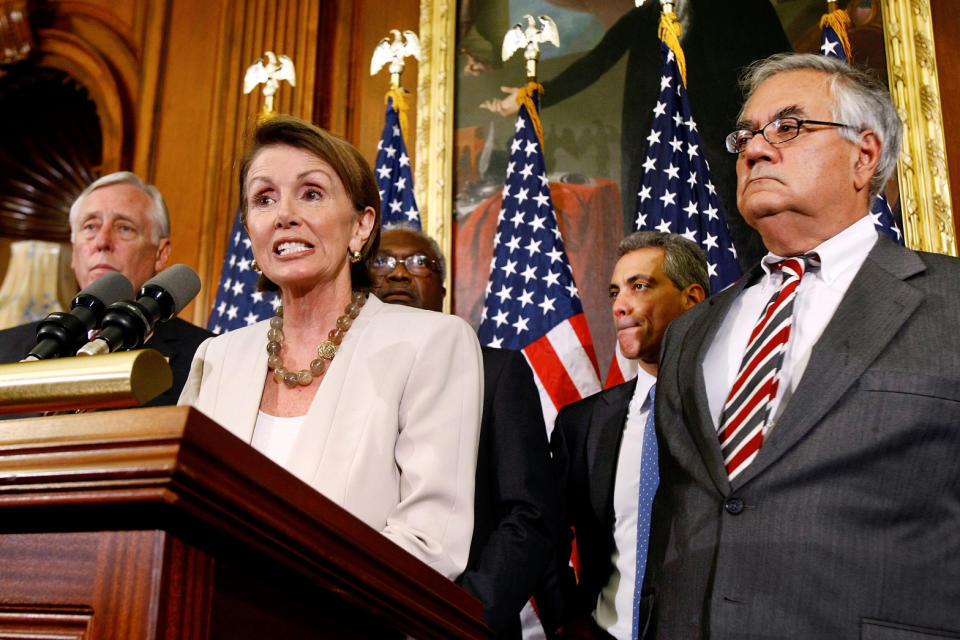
[820, 8, 904, 245]
[607, 36, 743, 388]
[477, 86, 601, 429]
[206, 207, 278, 334]
[375, 96, 421, 229]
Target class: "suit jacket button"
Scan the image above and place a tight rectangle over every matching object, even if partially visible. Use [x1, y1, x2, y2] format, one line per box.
[725, 497, 745, 515]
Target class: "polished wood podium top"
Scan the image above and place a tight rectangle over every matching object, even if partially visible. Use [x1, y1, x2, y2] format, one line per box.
[0, 406, 488, 639]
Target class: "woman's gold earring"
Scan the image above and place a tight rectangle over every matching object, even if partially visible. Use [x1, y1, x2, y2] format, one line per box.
[349, 250, 362, 264]
[251, 258, 261, 273]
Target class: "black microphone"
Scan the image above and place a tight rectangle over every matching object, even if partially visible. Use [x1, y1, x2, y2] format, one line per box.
[24, 272, 135, 361]
[77, 264, 201, 356]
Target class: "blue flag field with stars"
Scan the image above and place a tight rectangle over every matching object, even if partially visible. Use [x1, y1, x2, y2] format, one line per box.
[375, 97, 421, 229]
[207, 206, 278, 334]
[634, 41, 742, 293]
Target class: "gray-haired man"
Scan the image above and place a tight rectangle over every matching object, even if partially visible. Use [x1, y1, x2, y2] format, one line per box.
[0, 172, 212, 405]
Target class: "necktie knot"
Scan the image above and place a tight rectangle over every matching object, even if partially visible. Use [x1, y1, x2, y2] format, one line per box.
[776, 252, 820, 283]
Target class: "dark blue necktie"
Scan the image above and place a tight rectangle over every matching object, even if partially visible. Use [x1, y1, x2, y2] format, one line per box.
[632, 383, 658, 639]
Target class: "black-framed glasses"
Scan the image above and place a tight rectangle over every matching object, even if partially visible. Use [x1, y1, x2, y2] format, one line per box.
[370, 253, 441, 276]
[725, 117, 853, 154]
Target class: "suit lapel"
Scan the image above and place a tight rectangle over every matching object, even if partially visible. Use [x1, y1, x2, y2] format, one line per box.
[734, 238, 926, 487]
[587, 379, 637, 523]
[680, 270, 758, 495]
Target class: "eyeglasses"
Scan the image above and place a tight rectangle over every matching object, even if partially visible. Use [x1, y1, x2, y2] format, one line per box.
[725, 117, 853, 154]
[370, 253, 441, 276]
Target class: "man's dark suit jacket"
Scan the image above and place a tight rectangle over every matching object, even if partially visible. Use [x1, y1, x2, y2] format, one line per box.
[550, 377, 640, 632]
[647, 235, 960, 638]
[0, 317, 212, 407]
[457, 347, 560, 639]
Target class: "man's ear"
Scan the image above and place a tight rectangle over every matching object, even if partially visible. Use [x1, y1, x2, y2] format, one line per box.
[853, 129, 882, 193]
[681, 283, 706, 309]
[154, 238, 172, 273]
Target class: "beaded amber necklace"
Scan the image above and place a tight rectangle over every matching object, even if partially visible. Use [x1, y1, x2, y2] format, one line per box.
[266, 290, 367, 387]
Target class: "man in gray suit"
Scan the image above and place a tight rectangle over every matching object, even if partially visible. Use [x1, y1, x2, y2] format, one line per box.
[646, 53, 960, 638]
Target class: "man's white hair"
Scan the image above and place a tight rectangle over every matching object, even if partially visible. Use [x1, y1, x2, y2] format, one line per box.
[68, 171, 170, 244]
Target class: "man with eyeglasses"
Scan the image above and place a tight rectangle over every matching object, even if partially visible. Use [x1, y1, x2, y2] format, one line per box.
[370, 224, 561, 639]
[643, 53, 960, 639]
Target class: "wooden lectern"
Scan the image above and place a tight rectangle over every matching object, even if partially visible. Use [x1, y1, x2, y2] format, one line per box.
[0, 407, 489, 639]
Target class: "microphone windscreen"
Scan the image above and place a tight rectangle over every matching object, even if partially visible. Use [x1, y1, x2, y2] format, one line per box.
[142, 264, 201, 313]
[79, 271, 135, 307]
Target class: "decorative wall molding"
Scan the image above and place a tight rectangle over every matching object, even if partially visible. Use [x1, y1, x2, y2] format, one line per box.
[416, 0, 455, 310]
[882, 0, 956, 255]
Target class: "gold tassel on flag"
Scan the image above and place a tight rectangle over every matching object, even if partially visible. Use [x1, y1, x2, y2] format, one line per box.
[819, 8, 852, 59]
[384, 86, 412, 152]
[514, 81, 546, 151]
[658, 10, 686, 87]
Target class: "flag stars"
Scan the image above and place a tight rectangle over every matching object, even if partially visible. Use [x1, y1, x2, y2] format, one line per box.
[524, 238, 542, 257]
[686, 143, 699, 159]
[565, 282, 579, 299]
[543, 270, 560, 288]
[231, 281, 245, 296]
[520, 264, 537, 283]
[647, 130, 661, 146]
[530, 215, 546, 233]
[502, 259, 518, 277]
[384, 144, 397, 158]
[546, 247, 563, 264]
[664, 163, 680, 181]
[703, 233, 719, 250]
[399, 153, 410, 167]
[653, 101, 667, 117]
[669, 136, 683, 153]
[226, 305, 239, 320]
[244, 311, 259, 325]
[660, 75, 672, 91]
[638, 185, 652, 203]
[512, 316, 530, 334]
[515, 187, 530, 205]
[655, 219, 672, 233]
[495, 285, 513, 304]
[492, 309, 510, 328]
[659, 190, 677, 207]
[524, 140, 539, 156]
[821, 39, 839, 56]
[703, 204, 719, 221]
[505, 235, 522, 252]
[517, 289, 535, 307]
[520, 163, 534, 179]
[538, 295, 556, 314]
[642, 156, 657, 173]
[511, 210, 526, 228]
[533, 191, 550, 208]
[683, 201, 699, 217]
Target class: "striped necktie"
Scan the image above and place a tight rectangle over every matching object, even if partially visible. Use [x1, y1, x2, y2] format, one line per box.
[718, 254, 819, 480]
[632, 383, 658, 639]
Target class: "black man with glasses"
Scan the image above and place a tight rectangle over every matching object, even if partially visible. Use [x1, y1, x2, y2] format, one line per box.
[370, 224, 561, 639]
[642, 53, 960, 639]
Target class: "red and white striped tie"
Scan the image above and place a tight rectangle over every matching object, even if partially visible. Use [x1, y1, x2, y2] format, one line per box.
[718, 254, 819, 480]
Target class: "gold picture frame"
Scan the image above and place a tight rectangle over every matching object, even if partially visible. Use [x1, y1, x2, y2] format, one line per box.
[416, 0, 956, 271]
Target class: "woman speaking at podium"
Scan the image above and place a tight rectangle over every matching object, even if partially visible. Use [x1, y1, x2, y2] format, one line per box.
[179, 116, 483, 580]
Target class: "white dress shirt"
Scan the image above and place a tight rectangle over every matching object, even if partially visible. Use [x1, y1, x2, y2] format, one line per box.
[595, 368, 657, 639]
[703, 216, 879, 432]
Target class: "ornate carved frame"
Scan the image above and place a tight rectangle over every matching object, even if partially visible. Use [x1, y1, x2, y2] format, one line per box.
[416, 0, 956, 265]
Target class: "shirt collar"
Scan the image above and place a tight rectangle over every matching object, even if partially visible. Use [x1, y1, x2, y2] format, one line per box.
[759, 215, 878, 284]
